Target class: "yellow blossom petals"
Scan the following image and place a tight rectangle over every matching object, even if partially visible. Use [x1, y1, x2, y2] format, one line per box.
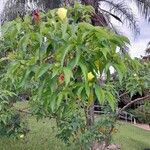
[57, 8, 67, 21]
[87, 72, 94, 81]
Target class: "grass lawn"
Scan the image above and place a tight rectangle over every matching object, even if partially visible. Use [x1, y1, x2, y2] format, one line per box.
[0, 102, 150, 150]
[112, 122, 150, 150]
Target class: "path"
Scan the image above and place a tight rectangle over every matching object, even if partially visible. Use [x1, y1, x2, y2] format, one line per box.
[133, 123, 150, 131]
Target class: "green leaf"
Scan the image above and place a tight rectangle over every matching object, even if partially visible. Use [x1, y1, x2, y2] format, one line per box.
[79, 63, 88, 81]
[7, 61, 20, 77]
[113, 63, 125, 83]
[18, 34, 29, 51]
[95, 85, 105, 104]
[19, 66, 33, 87]
[35, 33, 43, 46]
[79, 22, 94, 31]
[119, 35, 130, 44]
[57, 93, 63, 108]
[37, 80, 46, 100]
[50, 94, 56, 113]
[0, 57, 8, 62]
[63, 67, 73, 85]
[77, 86, 84, 97]
[61, 22, 68, 39]
[61, 45, 73, 67]
[74, 48, 81, 67]
[105, 62, 111, 74]
[107, 93, 115, 111]
[101, 48, 109, 59]
[52, 68, 59, 78]
[35, 64, 51, 79]
[85, 82, 90, 97]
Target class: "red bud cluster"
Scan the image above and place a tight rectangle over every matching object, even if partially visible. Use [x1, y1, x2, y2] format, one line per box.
[32, 10, 40, 23]
[58, 74, 64, 84]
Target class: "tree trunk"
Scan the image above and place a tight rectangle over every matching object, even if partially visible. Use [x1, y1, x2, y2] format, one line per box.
[1, 0, 61, 23]
[43, 0, 61, 10]
[85, 103, 95, 128]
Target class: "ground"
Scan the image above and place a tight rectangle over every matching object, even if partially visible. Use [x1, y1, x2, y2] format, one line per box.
[133, 123, 150, 131]
[0, 102, 150, 150]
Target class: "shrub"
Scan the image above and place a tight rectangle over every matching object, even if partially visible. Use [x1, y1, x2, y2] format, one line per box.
[132, 102, 150, 124]
[0, 112, 28, 137]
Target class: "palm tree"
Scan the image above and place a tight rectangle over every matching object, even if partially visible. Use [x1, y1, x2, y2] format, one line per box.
[145, 42, 150, 54]
[1, 0, 150, 35]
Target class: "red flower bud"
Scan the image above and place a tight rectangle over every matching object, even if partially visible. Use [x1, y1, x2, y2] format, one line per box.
[32, 10, 40, 23]
[58, 74, 64, 84]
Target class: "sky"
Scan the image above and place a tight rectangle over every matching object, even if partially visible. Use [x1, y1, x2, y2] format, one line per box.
[129, 19, 149, 58]
[0, 0, 149, 58]
[109, 1, 150, 58]
[0, 0, 4, 13]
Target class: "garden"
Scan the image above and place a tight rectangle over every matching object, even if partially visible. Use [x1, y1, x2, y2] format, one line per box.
[0, 1, 150, 150]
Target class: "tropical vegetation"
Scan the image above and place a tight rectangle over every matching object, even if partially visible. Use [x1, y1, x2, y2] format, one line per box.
[0, 2, 150, 150]
[2, 0, 150, 34]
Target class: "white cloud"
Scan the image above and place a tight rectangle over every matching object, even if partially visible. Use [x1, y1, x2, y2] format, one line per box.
[129, 40, 149, 58]
[0, 0, 6, 13]
[110, 1, 150, 58]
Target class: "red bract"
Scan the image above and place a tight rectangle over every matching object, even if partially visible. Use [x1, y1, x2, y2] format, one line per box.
[59, 74, 64, 81]
[32, 10, 40, 23]
[58, 74, 65, 84]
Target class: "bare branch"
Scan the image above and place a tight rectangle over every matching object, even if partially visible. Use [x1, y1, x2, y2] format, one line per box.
[119, 95, 150, 113]
[119, 91, 129, 98]
[16, 108, 32, 115]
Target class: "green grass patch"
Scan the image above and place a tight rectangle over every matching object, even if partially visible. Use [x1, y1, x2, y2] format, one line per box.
[0, 116, 76, 150]
[112, 122, 150, 150]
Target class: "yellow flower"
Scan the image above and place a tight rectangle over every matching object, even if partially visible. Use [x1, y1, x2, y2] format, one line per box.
[57, 8, 67, 21]
[20, 134, 24, 138]
[87, 72, 95, 81]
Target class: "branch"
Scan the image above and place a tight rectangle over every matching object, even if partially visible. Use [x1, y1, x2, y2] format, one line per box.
[119, 95, 150, 113]
[119, 91, 129, 98]
[16, 109, 33, 115]
[15, 108, 55, 119]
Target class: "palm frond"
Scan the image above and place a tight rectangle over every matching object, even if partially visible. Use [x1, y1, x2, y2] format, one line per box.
[134, 0, 150, 21]
[102, 0, 140, 36]
[100, 8, 123, 23]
